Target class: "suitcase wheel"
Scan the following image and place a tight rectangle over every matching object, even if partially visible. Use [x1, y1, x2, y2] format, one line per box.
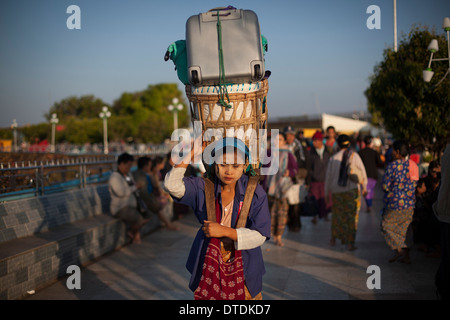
[254, 64, 262, 80]
[191, 70, 200, 85]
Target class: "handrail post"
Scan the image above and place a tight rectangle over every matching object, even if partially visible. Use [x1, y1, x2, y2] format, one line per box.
[83, 163, 87, 188]
[35, 167, 39, 196]
[39, 165, 44, 196]
[79, 162, 84, 189]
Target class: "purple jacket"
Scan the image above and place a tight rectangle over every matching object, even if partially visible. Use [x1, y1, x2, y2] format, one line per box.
[172, 173, 271, 297]
[261, 148, 298, 191]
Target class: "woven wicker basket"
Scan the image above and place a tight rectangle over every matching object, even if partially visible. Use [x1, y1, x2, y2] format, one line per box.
[185, 79, 269, 166]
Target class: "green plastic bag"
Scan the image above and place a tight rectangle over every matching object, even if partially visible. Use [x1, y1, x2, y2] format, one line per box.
[165, 40, 189, 85]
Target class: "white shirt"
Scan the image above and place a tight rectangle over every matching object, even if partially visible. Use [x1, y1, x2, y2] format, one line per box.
[324, 149, 368, 195]
[163, 167, 266, 250]
[315, 146, 325, 160]
[108, 171, 137, 215]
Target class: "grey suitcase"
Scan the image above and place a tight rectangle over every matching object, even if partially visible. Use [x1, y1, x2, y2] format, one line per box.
[186, 7, 265, 86]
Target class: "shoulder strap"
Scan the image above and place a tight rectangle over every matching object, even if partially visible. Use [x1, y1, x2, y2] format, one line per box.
[203, 176, 217, 222]
[117, 170, 134, 186]
[236, 170, 260, 229]
[203, 170, 261, 228]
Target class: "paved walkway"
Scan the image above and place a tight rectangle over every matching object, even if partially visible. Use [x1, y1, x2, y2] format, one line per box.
[26, 183, 440, 300]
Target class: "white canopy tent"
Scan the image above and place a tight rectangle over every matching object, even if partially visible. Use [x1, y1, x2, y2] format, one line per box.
[321, 113, 382, 136]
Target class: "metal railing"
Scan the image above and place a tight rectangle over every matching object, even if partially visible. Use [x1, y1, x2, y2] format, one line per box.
[0, 158, 116, 201]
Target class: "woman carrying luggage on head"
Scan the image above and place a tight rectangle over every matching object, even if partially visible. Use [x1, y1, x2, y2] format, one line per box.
[163, 137, 271, 300]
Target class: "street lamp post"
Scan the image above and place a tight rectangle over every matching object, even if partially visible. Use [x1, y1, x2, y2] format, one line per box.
[50, 113, 59, 153]
[11, 119, 18, 152]
[423, 17, 450, 86]
[168, 98, 184, 131]
[394, 0, 397, 53]
[99, 106, 111, 155]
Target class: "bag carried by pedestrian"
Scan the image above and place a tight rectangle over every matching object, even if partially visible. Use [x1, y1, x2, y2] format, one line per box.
[348, 162, 364, 183]
[339, 150, 364, 185]
[287, 180, 308, 206]
[134, 190, 151, 219]
[286, 183, 301, 205]
[301, 195, 319, 217]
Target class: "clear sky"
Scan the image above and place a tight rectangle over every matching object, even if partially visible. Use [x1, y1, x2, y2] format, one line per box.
[0, 0, 449, 127]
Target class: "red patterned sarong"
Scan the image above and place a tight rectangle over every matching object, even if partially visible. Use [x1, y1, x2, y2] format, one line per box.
[194, 200, 245, 300]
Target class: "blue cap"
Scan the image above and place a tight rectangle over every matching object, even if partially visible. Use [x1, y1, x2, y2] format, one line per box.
[206, 137, 251, 165]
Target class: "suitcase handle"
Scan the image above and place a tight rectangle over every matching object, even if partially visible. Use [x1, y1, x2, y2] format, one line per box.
[211, 12, 231, 17]
[208, 6, 235, 16]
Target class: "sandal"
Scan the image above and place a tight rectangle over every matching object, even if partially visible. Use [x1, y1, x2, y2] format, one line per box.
[389, 250, 403, 263]
[399, 257, 411, 264]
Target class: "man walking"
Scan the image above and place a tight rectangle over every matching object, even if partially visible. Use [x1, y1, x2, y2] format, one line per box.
[307, 130, 332, 223]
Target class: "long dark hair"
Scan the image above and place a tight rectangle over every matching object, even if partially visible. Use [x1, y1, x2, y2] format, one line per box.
[393, 140, 409, 158]
[338, 135, 352, 186]
[117, 152, 134, 165]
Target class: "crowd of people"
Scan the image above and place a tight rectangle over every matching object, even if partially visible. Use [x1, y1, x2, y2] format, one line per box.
[107, 152, 199, 243]
[108, 127, 448, 299]
[255, 125, 445, 265]
[107, 148, 215, 243]
[108, 126, 444, 257]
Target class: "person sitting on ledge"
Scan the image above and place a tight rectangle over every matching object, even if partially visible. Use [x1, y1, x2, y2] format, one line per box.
[108, 153, 150, 244]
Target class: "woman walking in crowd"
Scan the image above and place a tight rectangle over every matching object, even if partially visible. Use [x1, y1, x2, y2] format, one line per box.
[381, 140, 417, 264]
[433, 143, 450, 300]
[283, 126, 309, 232]
[307, 130, 332, 223]
[359, 135, 384, 213]
[265, 132, 298, 246]
[325, 135, 367, 251]
[163, 137, 271, 300]
[422, 160, 442, 257]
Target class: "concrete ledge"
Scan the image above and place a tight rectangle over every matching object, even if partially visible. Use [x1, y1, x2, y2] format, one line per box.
[0, 215, 128, 300]
[0, 186, 108, 243]
[0, 184, 162, 300]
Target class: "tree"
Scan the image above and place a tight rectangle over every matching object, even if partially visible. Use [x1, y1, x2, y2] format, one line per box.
[0, 128, 13, 140]
[137, 111, 173, 143]
[60, 118, 103, 145]
[112, 83, 189, 143]
[46, 95, 109, 120]
[7, 83, 190, 146]
[365, 25, 450, 159]
[20, 123, 51, 144]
